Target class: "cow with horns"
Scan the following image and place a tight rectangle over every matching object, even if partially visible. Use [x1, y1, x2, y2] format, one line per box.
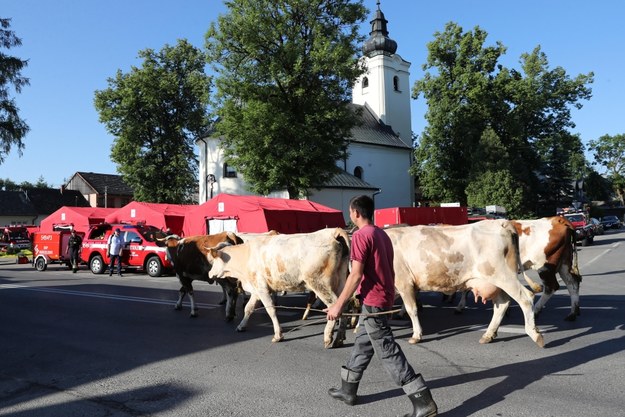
[385, 220, 544, 347]
[163, 232, 244, 320]
[206, 227, 351, 348]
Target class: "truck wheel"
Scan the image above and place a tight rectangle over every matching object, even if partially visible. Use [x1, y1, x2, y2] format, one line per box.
[90, 254, 105, 274]
[146, 256, 163, 277]
[35, 257, 47, 271]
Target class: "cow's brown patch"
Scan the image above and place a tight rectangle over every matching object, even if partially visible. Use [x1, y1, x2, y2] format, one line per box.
[478, 260, 496, 277]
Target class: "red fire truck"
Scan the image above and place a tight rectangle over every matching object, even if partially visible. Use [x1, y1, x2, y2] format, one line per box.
[80, 223, 172, 277]
[1, 226, 32, 252]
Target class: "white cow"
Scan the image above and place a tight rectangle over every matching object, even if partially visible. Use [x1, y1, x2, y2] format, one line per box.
[207, 227, 350, 348]
[385, 220, 544, 347]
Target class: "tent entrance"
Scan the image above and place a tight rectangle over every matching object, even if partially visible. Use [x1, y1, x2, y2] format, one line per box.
[207, 217, 238, 234]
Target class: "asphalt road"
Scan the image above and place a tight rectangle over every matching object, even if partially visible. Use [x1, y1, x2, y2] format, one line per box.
[1, 229, 624, 417]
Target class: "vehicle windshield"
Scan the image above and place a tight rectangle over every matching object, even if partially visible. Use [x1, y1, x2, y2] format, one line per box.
[565, 215, 585, 223]
[603, 216, 618, 221]
[137, 226, 168, 244]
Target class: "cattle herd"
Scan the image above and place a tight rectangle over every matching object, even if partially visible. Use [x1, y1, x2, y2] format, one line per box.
[162, 216, 580, 349]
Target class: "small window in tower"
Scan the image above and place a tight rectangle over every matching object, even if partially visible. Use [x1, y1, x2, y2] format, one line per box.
[362, 77, 369, 89]
[223, 163, 237, 178]
[393, 76, 399, 91]
[354, 166, 363, 180]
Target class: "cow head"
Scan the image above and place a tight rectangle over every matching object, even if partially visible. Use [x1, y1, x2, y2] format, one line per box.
[162, 235, 182, 262]
[205, 242, 233, 280]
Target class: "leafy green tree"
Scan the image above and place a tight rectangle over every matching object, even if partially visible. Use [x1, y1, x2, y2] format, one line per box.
[589, 133, 625, 205]
[205, 0, 367, 198]
[94, 39, 211, 203]
[412, 23, 593, 214]
[0, 18, 29, 164]
[466, 170, 525, 218]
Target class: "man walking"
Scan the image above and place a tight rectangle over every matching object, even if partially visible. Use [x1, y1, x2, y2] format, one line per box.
[325, 195, 437, 417]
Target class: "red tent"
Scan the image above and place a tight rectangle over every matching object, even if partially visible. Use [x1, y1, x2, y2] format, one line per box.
[183, 193, 346, 236]
[39, 206, 117, 234]
[105, 202, 196, 236]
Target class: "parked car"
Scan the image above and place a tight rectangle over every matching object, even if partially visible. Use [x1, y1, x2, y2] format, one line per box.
[80, 223, 172, 277]
[563, 212, 594, 246]
[600, 215, 622, 230]
[589, 218, 604, 235]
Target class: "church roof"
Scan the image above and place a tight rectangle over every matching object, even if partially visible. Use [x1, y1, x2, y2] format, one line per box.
[319, 171, 378, 190]
[349, 103, 412, 149]
[362, 1, 398, 56]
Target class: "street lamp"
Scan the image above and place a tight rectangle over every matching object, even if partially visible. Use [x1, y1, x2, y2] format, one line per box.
[206, 174, 216, 201]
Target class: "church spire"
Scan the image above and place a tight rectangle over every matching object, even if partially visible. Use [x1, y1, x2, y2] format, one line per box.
[363, 0, 397, 56]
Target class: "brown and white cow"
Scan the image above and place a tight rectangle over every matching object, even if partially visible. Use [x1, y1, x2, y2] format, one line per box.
[164, 232, 244, 320]
[206, 227, 350, 348]
[385, 220, 544, 347]
[455, 217, 582, 321]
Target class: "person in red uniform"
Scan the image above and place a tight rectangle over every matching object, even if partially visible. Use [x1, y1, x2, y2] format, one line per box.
[325, 195, 437, 417]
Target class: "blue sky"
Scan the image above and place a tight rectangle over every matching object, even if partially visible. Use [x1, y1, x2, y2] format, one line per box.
[1, 0, 622, 187]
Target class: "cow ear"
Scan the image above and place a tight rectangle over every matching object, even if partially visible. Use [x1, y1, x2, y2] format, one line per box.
[208, 248, 220, 259]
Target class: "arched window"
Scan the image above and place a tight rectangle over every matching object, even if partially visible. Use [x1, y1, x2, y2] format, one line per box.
[223, 163, 237, 178]
[393, 76, 399, 91]
[354, 166, 363, 179]
[362, 77, 369, 89]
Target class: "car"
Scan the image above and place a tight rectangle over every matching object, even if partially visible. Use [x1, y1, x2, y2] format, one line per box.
[589, 218, 604, 235]
[600, 215, 622, 230]
[563, 212, 594, 246]
[80, 223, 172, 277]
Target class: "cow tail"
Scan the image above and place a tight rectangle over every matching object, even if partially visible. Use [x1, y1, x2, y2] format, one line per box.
[503, 221, 524, 277]
[568, 225, 582, 283]
[333, 228, 351, 259]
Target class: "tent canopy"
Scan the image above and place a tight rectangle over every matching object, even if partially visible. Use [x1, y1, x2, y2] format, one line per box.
[105, 202, 195, 236]
[183, 193, 345, 236]
[39, 206, 117, 234]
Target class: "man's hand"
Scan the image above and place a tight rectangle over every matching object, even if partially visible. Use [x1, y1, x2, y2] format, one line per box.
[324, 303, 343, 321]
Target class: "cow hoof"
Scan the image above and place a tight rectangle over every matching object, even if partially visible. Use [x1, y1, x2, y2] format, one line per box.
[330, 338, 344, 349]
[564, 314, 577, 322]
[535, 334, 545, 348]
[272, 335, 284, 343]
[174, 305, 182, 311]
[225, 315, 235, 323]
[479, 336, 493, 344]
[408, 337, 421, 344]
[453, 309, 463, 315]
[190, 312, 198, 318]
[236, 326, 246, 333]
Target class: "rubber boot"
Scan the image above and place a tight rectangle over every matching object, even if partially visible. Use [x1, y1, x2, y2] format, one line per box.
[328, 366, 362, 406]
[402, 375, 438, 417]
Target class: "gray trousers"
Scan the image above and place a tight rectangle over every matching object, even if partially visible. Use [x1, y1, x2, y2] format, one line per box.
[345, 304, 418, 387]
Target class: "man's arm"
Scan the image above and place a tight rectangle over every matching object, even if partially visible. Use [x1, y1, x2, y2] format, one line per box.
[325, 260, 364, 321]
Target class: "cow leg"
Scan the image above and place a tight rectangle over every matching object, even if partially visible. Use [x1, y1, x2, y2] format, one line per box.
[306, 284, 343, 348]
[237, 293, 259, 333]
[533, 265, 558, 319]
[218, 279, 238, 322]
[479, 291, 510, 344]
[558, 265, 581, 321]
[395, 284, 422, 344]
[174, 287, 187, 311]
[492, 279, 544, 347]
[302, 291, 317, 321]
[454, 290, 469, 314]
[188, 291, 199, 318]
[254, 291, 284, 343]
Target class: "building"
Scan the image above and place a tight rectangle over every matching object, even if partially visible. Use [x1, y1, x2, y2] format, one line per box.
[196, 2, 413, 221]
[0, 188, 90, 226]
[64, 172, 134, 208]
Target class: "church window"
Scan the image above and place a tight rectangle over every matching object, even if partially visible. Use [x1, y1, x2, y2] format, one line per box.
[393, 76, 399, 91]
[223, 163, 237, 178]
[354, 166, 363, 179]
[362, 77, 369, 89]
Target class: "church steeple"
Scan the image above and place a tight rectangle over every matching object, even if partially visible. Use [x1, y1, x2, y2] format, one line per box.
[363, 1, 397, 56]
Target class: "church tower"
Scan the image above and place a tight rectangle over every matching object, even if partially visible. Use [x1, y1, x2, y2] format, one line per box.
[352, 1, 412, 148]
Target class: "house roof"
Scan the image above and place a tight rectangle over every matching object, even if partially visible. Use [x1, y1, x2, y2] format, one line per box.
[0, 189, 90, 217]
[73, 172, 134, 195]
[349, 103, 412, 149]
[319, 171, 379, 190]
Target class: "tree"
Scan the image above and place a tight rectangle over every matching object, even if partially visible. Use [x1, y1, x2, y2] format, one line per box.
[589, 133, 625, 205]
[0, 18, 29, 164]
[94, 39, 211, 203]
[205, 0, 367, 198]
[466, 170, 525, 218]
[412, 22, 593, 214]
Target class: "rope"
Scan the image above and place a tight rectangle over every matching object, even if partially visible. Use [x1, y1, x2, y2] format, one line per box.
[253, 304, 404, 317]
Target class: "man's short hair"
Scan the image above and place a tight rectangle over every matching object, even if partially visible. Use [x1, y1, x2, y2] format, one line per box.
[350, 195, 374, 221]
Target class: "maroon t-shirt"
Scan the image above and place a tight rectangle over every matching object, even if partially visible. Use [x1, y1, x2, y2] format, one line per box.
[351, 224, 395, 308]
